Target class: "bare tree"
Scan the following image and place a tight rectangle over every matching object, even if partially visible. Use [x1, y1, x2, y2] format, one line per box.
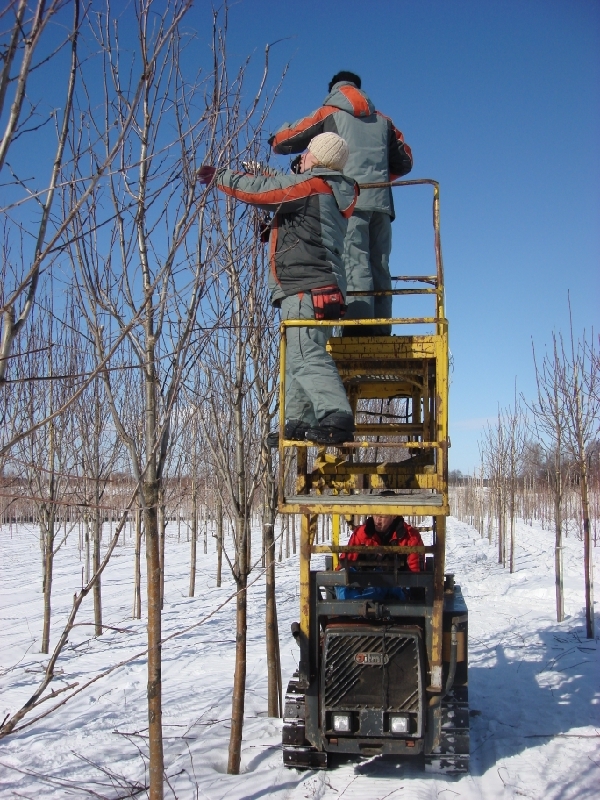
[528, 335, 569, 621]
[66, 310, 125, 634]
[12, 283, 80, 653]
[185, 12, 283, 773]
[197, 235, 277, 773]
[481, 410, 509, 566]
[177, 404, 202, 597]
[263, 450, 282, 717]
[504, 393, 527, 573]
[133, 498, 143, 619]
[216, 494, 224, 586]
[64, 3, 221, 795]
[556, 313, 599, 638]
[196, 129, 280, 776]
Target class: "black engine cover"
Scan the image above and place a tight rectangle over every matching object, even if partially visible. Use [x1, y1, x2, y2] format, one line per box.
[321, 624, 424, 739]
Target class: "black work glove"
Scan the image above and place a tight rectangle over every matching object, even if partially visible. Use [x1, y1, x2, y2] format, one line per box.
[258, 213, 272, 244]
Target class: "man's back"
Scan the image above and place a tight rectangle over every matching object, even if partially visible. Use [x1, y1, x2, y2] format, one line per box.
[321, 83, 396, 215]
[270, 80, 411, 218]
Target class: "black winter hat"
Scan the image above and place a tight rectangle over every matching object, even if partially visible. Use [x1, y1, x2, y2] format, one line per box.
[328, 71, 362, 92]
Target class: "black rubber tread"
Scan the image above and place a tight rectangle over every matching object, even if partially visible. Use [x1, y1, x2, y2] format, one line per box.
[282, 678, 328, 770]
[282, 720, 306, 746]
[424, 687, 470, 775]
[283, 747, 328, 769]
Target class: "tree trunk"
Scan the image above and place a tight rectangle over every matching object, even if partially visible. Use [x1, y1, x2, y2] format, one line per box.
[228, 516, 247, 775]
[84, 513, 90, 584]
[92, 387, 103, 632]
[189, 481, 197, 597]
[265, 521, 282, 718]
[144, 483, 164, 798]
[555, 517, 564, 624]
[216, 497, 223, 588]
[246, 510, 251, 568]
[278, 518, 283, 562]
[133, 504, 142, 619]
[264, 463, 282, 718]
[554, 460, 564, 623]
[93, 510, 102, 635]
[497, 488, 503, 565]
[580, 463, 595, 639]
[509, 484, 516, 574]
[41, 405, 57, 655]
[159, 497, 166, 609]
[41, 511, 55, 654]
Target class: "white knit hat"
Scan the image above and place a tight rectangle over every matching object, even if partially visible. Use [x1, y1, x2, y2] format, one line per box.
[307, 132, 349, 171]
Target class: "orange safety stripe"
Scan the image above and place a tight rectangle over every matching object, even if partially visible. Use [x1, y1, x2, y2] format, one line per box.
[339, 182, 360, 219]
[376, 110, 413, 163]
[217, 175, 334, 207]
[339, 85, 371, 117]
[270, 106, 338, 148]
[376, 110, 406, 144]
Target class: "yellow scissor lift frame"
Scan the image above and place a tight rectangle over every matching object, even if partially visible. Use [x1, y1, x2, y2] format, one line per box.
[277, 180, 465, 769]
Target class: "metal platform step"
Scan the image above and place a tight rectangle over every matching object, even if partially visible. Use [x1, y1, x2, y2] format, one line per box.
[285, 493, 443, 507]
[280, 493, 447, 516]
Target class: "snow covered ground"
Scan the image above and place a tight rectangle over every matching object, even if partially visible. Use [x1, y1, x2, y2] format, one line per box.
[0, 516, 598, 799]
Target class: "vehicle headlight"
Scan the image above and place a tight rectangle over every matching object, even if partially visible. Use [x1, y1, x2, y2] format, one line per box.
[332, 713, 351, 732]
[390, 715, 410, 734]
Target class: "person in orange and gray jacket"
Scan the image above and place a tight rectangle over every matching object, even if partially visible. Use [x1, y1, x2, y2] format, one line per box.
[269, 71, 413, 336]
[198, 132, 358, 446]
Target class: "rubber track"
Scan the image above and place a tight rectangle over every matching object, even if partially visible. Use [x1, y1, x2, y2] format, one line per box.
[424, 685, 470, 775]
[282, 677, 328, 769]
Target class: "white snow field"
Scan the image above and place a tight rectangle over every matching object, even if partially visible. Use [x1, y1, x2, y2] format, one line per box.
[0, 516, 598, 799]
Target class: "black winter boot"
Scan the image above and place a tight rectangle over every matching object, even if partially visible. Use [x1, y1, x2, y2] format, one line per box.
[306, 412, 355, 445]
[266, 419, 310, 448]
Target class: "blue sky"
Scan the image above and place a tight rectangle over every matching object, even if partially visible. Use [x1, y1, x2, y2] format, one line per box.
[187, 0, 599, 471]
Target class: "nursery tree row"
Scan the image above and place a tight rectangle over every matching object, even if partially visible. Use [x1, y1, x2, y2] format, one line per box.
[450, 325, 599, 638]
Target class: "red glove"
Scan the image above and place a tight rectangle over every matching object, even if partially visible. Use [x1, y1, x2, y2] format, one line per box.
[197, 166, 217, 185]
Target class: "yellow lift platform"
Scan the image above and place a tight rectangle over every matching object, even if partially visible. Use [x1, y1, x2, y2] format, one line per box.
[277, 180, 469, 773]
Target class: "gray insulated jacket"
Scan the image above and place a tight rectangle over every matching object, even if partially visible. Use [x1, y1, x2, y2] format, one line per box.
[216, 167, 358, 305]
[269, 82, 412, 219]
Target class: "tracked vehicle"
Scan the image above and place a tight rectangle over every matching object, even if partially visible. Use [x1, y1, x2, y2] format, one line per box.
[276, 180, 469, 773]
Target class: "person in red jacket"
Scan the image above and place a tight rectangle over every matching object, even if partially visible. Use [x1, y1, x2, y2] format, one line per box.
[340, 514, 424, 571]
[336, 505, 424, 600]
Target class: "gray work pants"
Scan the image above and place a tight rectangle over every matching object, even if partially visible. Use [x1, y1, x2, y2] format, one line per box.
[343, 209, 393, 333]
[281, 293, 352, 426]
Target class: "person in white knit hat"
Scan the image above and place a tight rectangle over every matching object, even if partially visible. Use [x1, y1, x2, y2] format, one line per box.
[307, 131, 350, 171]
[198, 131, 358, 446]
